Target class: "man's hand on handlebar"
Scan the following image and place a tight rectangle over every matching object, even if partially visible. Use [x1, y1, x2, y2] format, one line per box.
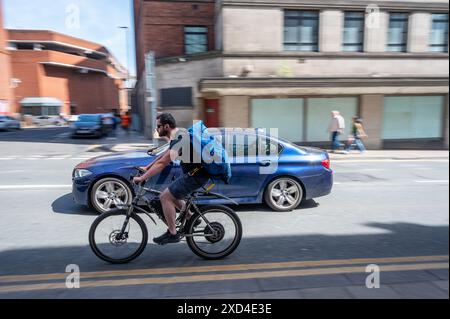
[133, 176, 146, 184]
[131, 166, 147, 184]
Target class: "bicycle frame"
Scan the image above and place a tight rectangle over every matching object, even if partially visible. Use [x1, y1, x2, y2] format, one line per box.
[117, 180, 238, 240]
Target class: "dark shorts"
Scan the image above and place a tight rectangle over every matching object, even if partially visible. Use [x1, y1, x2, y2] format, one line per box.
[168, 174, 210, 200]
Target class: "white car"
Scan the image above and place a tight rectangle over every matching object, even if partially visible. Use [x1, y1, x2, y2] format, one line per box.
[33, 115, 63, 126]
[0, 115, 21, 130]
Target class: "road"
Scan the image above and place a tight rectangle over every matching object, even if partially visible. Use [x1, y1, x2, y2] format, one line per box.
[0, 128, 448, 299]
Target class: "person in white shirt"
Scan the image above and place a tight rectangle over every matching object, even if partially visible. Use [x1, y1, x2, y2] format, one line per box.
[328, 111, 345, 152]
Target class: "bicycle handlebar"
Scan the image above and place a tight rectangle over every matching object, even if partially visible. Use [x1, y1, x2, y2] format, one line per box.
[129, 166, 147, 186]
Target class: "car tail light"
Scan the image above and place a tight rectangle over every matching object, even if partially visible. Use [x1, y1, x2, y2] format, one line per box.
[321, 159, 331, 170]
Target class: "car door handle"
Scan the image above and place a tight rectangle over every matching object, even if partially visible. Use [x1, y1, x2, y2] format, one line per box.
[259, 160, 271, 167]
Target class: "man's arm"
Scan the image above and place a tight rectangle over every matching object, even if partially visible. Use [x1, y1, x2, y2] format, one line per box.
[134, 149, 177, 183]
[141, 152, 164, 171]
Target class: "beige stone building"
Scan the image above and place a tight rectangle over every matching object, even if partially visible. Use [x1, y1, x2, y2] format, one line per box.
[152, 0, 449, 149]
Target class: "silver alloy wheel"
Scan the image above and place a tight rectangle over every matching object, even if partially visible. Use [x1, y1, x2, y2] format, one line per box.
[92, 178, 131, 213]
[266, 178, 303, 211]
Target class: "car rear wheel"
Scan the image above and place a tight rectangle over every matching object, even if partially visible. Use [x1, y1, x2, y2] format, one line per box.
[264, 177, 303, 212]
[90, 177, 133, 214]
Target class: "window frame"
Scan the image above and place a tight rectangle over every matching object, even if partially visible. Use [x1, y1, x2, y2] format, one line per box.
[430, 13, 449, 53]
[387, 12, 410, 52]
[343, 11, 365, 52]
[283, 10, 320, 52]
[184, 26, 208, 55]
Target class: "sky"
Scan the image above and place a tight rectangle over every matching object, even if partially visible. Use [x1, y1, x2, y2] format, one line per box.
[3, 0, 136, 77]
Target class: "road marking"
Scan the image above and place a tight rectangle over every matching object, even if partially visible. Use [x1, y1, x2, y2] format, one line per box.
[0, 255, 447, 284]
[0, 262, 447, 294]
[0, 170, 26, 174]
[414, 180, 449, 183]
[0, 185, 72, 190]
[334, 159, 448, 163]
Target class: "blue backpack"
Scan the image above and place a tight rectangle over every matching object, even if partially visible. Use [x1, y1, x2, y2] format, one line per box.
[187, 121, 232, 184]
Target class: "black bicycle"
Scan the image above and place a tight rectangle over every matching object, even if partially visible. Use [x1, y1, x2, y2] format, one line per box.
[89, 167, 243, 264]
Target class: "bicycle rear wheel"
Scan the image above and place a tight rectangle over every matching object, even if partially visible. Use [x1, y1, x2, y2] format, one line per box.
[186, 205, 242, 260]
[89, 209, 148, 264]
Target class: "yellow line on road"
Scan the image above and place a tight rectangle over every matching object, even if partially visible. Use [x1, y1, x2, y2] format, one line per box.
[0, 255, 447, 284]
[0, 262, 447, 294]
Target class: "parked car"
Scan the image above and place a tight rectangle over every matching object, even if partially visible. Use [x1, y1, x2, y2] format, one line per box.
[0, 115, 21, 130]
[67, 115, 79, 123]
[72, 129, 333, 213]
[33, 115, 62, 126]
[70, 114, 105, 138]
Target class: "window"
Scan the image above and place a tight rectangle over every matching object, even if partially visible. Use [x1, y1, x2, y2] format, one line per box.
[160, 87, 193, 107]
[382, 96, 445, 139]
[251, 98, 304, 142]
[387, 13, 409, 52]
[184, 26, 208, 54]
[430, 14, 449, 53]
[284, 11, 319, 51]
[343, 12, 365, 52]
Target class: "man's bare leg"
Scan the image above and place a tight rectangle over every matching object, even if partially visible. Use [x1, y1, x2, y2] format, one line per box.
[160, 189, 178, 235]
[174, 199, 194, 220]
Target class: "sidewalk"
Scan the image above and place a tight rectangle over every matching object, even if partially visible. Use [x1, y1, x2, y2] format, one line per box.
[328, 150, 449, 161]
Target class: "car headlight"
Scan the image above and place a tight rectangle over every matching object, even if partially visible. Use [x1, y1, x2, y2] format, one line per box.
[74, 169, 93, 178]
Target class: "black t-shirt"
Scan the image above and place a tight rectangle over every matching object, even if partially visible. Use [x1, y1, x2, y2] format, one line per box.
[169, 132, 206, 175]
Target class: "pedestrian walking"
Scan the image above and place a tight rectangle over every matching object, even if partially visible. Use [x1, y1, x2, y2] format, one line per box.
[121, 111, 131, 135]
[344, 117, 368, 153]
[328, 111, 345, 153]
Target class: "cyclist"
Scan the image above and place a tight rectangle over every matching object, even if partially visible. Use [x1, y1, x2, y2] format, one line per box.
[133, 113, 209, 245]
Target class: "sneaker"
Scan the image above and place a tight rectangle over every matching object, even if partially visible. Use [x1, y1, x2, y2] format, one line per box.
[153, 230, 181, 245]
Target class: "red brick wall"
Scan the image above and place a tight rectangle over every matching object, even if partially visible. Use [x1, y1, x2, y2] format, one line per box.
[6, 28, 126, 115]
[0, 0, 12, 112]
[9, 50, 122, 115]
[135, 0, 215, 76]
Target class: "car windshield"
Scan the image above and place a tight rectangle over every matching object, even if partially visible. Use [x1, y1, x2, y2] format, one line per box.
[78, 115, 100, 122]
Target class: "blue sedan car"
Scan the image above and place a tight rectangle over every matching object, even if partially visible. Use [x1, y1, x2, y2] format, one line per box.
[72, 130, 333, 213]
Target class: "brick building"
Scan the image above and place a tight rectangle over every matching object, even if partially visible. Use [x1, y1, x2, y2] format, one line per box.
[132, 0, 215, 134]
[0, 0, 12, 114]
[134, 0, 449, 149]
[5, 29, 128, 117]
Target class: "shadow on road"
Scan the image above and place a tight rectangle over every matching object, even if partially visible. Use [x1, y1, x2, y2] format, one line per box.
[0, 222, 447, 276]
[231, 199, 319, 213]
[52, 193, 98, 216]
[52, 192, 320, 216]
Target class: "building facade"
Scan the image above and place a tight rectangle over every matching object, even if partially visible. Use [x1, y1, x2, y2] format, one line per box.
[6, 29, 128, 117]
[135, 0, 449, 149]
[0, 0, 12, 114]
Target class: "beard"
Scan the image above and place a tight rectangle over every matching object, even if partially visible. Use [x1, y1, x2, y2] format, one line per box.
[159, 128, 170, 138]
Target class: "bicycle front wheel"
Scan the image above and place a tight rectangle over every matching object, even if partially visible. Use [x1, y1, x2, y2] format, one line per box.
[186, 205, 242, 260]
[89, 209, 148, 264]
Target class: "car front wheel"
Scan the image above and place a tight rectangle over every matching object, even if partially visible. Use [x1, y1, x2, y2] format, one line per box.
[264, 177, 303, 212]
[90, 177, 133, 214]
